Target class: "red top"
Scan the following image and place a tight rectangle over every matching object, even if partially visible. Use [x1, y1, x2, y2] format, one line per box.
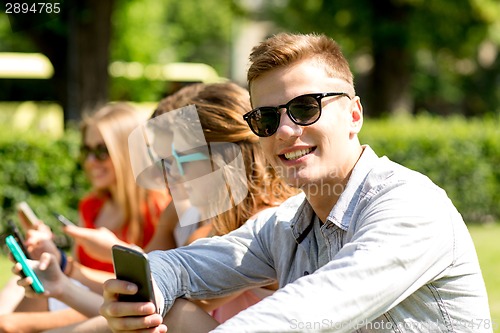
[75, 191, 169, 272]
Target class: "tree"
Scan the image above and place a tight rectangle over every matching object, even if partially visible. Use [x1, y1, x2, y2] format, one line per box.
[2, 0, 245, 121]
[5, 0, 114, 123]
[109, 0, 243, 102]
[261, 0, 499, 117]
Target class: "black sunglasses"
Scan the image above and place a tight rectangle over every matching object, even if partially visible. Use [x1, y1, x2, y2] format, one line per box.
[243, 92, 350, 137]
[80, 144, 110, 161]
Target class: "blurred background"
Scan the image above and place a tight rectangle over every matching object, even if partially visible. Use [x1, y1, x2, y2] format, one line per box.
[2, 0, 500, 121]
[0, 0, 499, 327]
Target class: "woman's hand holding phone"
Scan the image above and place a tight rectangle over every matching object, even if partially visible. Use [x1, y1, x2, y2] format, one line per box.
[16, 201, 41, 230]
[12, 252, 104, 318]
[24, 226, 59, 261]
[6, 235, 45, 294]
[12, 252, 68, 298]
[15, 201, 55, 261]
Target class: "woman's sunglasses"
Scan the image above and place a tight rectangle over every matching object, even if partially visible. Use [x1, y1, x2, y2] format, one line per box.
[243, 92, 350, 137]
[80, 144, 110, 161]
[163, 143, 209, 177]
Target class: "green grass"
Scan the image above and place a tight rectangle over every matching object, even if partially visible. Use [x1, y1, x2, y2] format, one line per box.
[0, 254, 11, 286]
[0, 223, 499, 330]
[469, 223, 500, 331]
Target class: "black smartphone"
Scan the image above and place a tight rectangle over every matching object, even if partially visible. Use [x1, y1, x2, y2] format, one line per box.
[6, 219, 31, 259]
[52, 212, 76, 227]
[112, 245, 156, 307]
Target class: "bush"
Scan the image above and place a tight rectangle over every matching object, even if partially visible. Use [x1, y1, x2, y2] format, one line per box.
[0, 125, 89, 247]
[360, 115, 499, 223]
[0, 114, 497, 246]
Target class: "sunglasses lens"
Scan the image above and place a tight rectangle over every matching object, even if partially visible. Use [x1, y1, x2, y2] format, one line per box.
[249, 108, 280, 137]
[288, 95, 321, 125]
[94, 145, 109, 161]
[80, 144, 109, 161]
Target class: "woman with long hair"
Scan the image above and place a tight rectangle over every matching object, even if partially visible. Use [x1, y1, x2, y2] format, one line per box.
[134, 81, 298, 330]
[0, 103, 169, 333]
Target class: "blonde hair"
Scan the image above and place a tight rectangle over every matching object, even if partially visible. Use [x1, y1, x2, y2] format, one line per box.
[81, 103, 151, 245]
[248, 32, 354, 93]
[153, 82, 297, 235]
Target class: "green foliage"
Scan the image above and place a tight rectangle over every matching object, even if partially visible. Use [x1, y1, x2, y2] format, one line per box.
[110, 76, 168, 103]
[109, 0, 242, 102]
[0, 14, 36, 52]
[360, 115, 500, 222]
[262, 0, 500, 117]
[0, 126, 89, 244]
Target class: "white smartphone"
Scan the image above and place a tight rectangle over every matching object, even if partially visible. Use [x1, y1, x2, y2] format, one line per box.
[16, 201, 39, 229]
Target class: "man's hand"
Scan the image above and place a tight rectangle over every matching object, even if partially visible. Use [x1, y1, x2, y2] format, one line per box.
[100, 279, 167, 333]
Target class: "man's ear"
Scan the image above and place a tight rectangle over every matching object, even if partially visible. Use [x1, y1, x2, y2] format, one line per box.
[350, 96, 363, 136]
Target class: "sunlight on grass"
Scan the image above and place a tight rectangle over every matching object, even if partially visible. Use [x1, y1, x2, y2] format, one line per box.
[0, 254, 12, 288]
[469, 223, 500, 331]
[0, 223, 498, 331]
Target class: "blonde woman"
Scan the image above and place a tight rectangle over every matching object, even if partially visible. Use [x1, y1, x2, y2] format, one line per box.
[149, 82, 298, 329]
[0, 103, 169, 332]
[64, 103, 169, 271]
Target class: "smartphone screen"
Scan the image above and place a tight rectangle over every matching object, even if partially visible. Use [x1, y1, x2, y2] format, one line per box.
[112, 245, 156, 306]
[5, 235, 45, 294]
[52, 212, 76, 227]
[16, 201, 39, 229]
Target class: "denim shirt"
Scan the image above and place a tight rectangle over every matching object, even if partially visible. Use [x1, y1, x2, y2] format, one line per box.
[149, 145, 491, 332]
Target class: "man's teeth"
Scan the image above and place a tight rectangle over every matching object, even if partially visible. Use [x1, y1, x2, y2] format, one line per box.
[284, 148, 312, 160]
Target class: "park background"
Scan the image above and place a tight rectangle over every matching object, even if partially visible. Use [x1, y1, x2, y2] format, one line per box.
[0, 0, 499, 330]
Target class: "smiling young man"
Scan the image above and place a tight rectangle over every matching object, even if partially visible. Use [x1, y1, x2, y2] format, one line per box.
[248, 53, 362, 223]
[101, 33, 492, 332]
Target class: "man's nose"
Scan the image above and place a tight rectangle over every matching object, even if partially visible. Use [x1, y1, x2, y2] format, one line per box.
[275, 111, 303, 140]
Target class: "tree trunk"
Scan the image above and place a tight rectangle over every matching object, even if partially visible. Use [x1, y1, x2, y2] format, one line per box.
[6, 0, 114, 124]
[365, 0, 413, 117]
[368, 48, 412, 117]
[66, 0, 114, 122]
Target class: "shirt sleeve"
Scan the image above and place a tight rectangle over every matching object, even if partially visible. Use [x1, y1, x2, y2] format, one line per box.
[149, 212, 278, 316]
[212, 183, 457, 332]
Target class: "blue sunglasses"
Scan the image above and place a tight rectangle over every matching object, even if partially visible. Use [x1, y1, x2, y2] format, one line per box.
[166, 143, 209, 176]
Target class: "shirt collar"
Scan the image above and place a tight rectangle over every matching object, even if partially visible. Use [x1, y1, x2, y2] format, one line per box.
[288, 145, 380, 241]
[327, 145, 379, 230]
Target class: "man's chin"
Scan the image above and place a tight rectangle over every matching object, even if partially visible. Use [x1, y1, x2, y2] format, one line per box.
[282, 175, 311, 190]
